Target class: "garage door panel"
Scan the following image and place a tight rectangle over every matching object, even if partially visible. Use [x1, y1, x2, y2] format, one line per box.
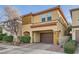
[40, 32, 53, 44]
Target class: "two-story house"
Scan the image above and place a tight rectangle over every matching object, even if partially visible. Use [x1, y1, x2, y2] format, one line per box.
[22, 6, 68, 45]
[70, 8, 79, 43]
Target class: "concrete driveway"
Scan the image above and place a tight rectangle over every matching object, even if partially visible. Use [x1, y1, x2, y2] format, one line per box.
[0, 43, 64, 54]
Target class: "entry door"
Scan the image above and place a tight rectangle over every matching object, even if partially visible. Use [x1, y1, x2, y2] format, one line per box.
[40, 32, 53, 44]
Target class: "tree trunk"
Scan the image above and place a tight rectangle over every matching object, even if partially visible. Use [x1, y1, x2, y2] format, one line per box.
[13, 35, 20, 46]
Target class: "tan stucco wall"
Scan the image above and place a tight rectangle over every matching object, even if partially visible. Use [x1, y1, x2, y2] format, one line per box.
[33, 31, 40, 42]
[57, 10, 68, 28]
[22, 24, 58, 34]
[22, 24, 58, 43]
[22, 24, 31, 35]
[56, 19, 66, 45]
[22, 15, 32, 25]
[71, 10, 79, 40]
[22, 9, 67, 44]
[22, 24, 33, 43]
[33, 10, 59, 23]
[53, 31, 59, 45]
[31, 25, 58, 31]
[72, 28, 79, 40]
[57, 21, 65, 37]
[72, 10, 79, 26]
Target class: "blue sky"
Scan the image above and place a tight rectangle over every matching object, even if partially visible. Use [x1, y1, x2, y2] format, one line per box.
[0, 5, 79, 23]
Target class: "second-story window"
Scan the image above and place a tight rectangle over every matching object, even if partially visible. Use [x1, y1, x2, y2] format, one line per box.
[77, 17, 79, 21]
[42, 17, 45, 22]
[47, 16, 52, 21]
[40, 15, 46, 22]
[77, 18, 79, 25]
[47, 12, 52, 21]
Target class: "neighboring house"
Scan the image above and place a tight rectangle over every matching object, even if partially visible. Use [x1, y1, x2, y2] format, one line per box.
[22, 6, 68, 45]
[0, 19, 22, 37]
[0, 21, 12, 35]
[70, 8, 79, 43]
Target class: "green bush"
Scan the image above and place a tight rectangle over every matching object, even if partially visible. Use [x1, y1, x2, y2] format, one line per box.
[0, 33, 7, 40]
[67, 36, 77, 46]
[0, 34, 3, 40]
[0, 27, 2, 33]
[70, 40, 77, 46]
[64, 40, 77, 54]
[68, 36, 72, 42]
[1, 33, 7, 36]
[3, 35, 13, 42]
[19, 35, 31, 43]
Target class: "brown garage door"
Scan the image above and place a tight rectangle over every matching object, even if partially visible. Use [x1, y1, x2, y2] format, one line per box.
[40, 32, 53, 44]
[76, 30, 79, 43]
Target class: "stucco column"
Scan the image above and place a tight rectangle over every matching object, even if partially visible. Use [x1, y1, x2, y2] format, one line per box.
[53, 31, 58, 45]
[72, 29, 76, 40]
[33, 32, 40, 43]
[30, 31, 33, 43]
[53, 31, 56, 45]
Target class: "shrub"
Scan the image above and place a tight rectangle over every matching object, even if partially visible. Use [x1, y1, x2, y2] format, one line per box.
[1, 33, 7, 36]
[0, 27, 2, 33]
[19, 35, 31, 43]
[0, 33, 7, 40]
[70, 40, 77, 47]
[64, 40, 77, 54]
[67, 36, 77, 46]
[3, 35, 13, 42]
[0, 34, 3, 40]
[67, 36, 72, 42]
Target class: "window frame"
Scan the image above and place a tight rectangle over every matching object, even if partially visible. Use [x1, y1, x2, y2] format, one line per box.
[47, 16, 52, 21]
[47, 12, 52, 21]
[41, 17, 45, 22]
[40, 15, 46, 22]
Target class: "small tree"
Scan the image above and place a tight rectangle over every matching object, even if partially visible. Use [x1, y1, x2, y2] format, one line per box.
[64, 23, 72, 36]
[3, 6, 22, 45]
